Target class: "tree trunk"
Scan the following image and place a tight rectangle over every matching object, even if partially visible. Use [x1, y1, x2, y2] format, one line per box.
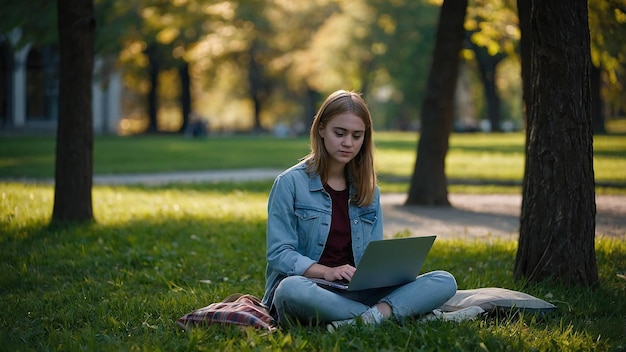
[147, 45, 159, 133]
[590, 64, 605, 134]
[471, 42, 505, 132]
[304, 87, 320, 133]
[517, 0, 531, 132]
[248, 41, 264, 133]
[0, 42, 10, 128]
[178, 60, 191, 134]
[514, 0, 598, 286]
[406, 0, 468, 206]
[51, 0, 95, 224]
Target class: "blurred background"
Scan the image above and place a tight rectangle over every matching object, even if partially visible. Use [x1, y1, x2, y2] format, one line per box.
[0, 0, 624, 136]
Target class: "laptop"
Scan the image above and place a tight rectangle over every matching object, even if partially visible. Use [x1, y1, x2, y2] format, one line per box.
[308, 235, 436, 291]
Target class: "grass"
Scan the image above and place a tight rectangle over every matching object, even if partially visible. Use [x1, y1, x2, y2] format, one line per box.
[0, 134, 310, 178]
[1, 131, 625, 194]
[1, 131, 625, 349]
[1, 182, 625, 351]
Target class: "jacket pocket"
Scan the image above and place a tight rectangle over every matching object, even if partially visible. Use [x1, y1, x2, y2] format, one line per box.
[294, 207, 323, 252]
[357, 209, 378, 243]
[359, 210, 378, 225]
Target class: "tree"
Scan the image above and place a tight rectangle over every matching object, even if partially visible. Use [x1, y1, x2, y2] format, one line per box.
[588, 0, 626, 133]
[0, 1, 57, 46]
[360, 0, 439, 129]
[239, 19, 281, 133]
[145, 43, 162, 133]
[51, 0, 96, 223]
[468, 40, 506, 131]
[516, 0, 531, 131]
[100, 0, 229, 134]
[514, 0, 598, 285]
[465, 0, 519, 132]
[405, 0, 468, 206]
[136, 1, 204, 134]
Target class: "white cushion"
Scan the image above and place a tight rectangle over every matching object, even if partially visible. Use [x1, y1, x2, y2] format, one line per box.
[439, 287, 556, 313]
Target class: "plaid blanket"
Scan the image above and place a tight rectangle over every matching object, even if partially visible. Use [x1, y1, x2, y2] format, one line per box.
[176, 293, 276, 331]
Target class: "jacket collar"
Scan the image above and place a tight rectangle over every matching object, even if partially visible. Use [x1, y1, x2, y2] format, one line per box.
[308, 171, 324, 192]
[307, 167, 356, 198]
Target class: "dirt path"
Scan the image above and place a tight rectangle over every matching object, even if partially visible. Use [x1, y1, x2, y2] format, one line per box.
[8, 169, 623, 241]
[381, 193, 626, 240]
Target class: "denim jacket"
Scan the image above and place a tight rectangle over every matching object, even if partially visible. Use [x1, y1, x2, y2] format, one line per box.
[261, 161, 383, 307]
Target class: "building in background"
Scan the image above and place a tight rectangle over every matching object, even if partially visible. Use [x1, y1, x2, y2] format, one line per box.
[0, 34, 122, 135]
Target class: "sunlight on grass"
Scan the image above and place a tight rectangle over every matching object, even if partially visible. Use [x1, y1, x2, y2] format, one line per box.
[606, 118, 626, 133]
[594, 158, 626, 181]
[375, 152, 413, 178]
[1, 132, 625, 196]
[374, 131, 625, 185]
[1, 184, 268, 231]
[374, 132, 527, 181]
[93, 186, 267, 225]
[446, 152, 524, 180]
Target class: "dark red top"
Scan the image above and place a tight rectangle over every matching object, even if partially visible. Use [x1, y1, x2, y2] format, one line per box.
[318, 184, 354, 268]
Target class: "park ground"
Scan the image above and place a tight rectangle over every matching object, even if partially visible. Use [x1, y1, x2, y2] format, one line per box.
[11, 168, 624, 240]
[381, 193, 626, 240]
[85, 169, 626, 241]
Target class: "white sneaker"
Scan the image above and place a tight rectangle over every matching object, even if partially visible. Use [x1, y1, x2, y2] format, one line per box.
[421, 306, 485, 323]
[327, 306, 385, 333]
[326, 318, 356, 333]
[442, 306, 485, 322]
[419, 309, 444, 322]
[439, 306, 485, 323]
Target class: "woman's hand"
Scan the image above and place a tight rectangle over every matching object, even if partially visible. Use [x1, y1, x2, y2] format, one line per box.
[303, 263, 356, 282]
[323, 264, 356, 282]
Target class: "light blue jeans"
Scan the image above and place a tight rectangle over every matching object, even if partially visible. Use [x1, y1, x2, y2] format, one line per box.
[272, 270, 457, 326]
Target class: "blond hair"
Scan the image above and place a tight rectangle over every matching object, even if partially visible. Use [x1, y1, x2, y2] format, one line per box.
[303, 90, 377, 206]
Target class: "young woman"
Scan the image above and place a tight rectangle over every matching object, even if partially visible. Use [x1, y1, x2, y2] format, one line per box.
[261, 90, 457, 330]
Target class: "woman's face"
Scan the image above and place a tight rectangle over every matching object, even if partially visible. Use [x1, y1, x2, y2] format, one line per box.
[319, 112, 366, 167]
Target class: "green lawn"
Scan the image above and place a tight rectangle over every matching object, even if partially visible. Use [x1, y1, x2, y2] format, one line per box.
[1, 132, 625, 349]
[1, 131, 625, 194]
[1, 182, 624, 351]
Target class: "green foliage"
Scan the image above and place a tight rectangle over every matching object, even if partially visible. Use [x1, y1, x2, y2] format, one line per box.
[0, 0, 57, 47]
[362, 0, 440, 127]
[466, 0, 519, 56]
[3, 0, 624, 133]
[589, 0, 626, 113]
[1, 183, 625, 350]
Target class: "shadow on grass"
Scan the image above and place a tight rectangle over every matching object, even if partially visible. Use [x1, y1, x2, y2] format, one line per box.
[380, 195, 520, 240]
[1, 209, 625, 350]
